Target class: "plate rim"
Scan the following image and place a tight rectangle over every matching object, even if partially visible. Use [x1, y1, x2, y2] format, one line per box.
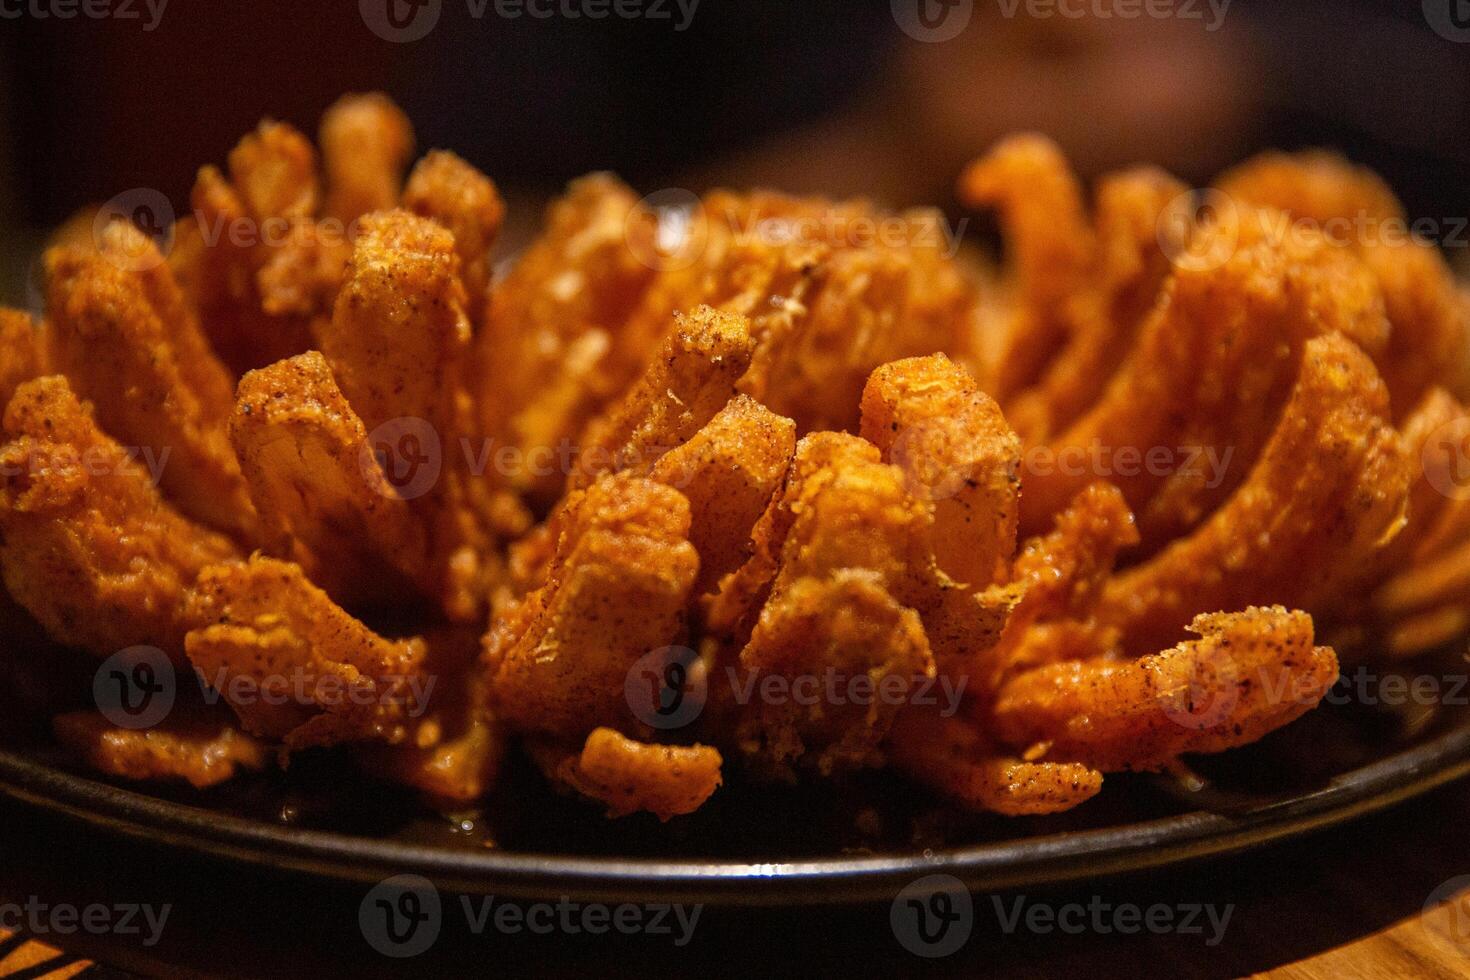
[3, 721, 1470, 906]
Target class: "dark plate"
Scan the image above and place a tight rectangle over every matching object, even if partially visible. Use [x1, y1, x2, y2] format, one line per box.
[3, 652, 1470, 906]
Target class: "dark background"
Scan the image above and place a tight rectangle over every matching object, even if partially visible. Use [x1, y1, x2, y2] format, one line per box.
[1, 0, 1469, 307]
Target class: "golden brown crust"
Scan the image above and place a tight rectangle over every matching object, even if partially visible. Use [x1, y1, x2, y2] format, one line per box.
[319, 93, 415, 225]
[978, 482, 1138, 697]
[888, 710, 1103, 816]
[1098, 334, 1409, 652]
[0, 377, 240, 658]
[184, 556, 429, 750]
[1018, 226, 1389, 543]
[958, 134, 1095, 403]
[739, 571, 933, 774]
[530, 728, 722, 820]
[53, 709, 269, 789]
[1368, 395, 1470, 659]
[1003, 166, 1187, 442]
[44, 224, 258, 541]
[484, 474, 699, 739]
[649, 394, 795, 598]
[1217, 151, 1470, 412]
[323, 209, 522, 619]
[177, 121, 345, 374]
[993, 607, 1338, 771]
[860, 353, 1021, 589]
[230, 351, 429, 608]
[570, 305, 756, 491]
[12, 107, 1464, 824]
[402, 150, 505, 313]
[474, 174, 656, 502]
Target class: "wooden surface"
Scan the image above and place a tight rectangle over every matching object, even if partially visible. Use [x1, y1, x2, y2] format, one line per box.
[4, 778, 1470, 978]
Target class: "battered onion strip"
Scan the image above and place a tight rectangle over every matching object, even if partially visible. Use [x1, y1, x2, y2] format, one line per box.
[993, 607, 1338, 771]
[45, 224, 258, 540]
[230, 351, 429, 608]
[888, 709, 1103, 816]
[529, 728, 722, 821]
[860, 353, 1021, 589]
[0, 376, 240, 658]
[320, 92, 415, 225]
[484, 474, 699, 739]
[1099, 334, 1409, 652]
[185, 556, 430, 750]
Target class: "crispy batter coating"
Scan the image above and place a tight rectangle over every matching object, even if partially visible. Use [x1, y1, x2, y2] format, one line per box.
[860, 353, 1021, 589]
[705, 432, 1013, 689]
[1361, 239, 1470, 415]
[752, 434, 933, 607]
[958, 134, 1095, 403]
[484, 474, 699, 739]
[1019, 226, 1390, 546]
[710, 431, 1018, 773]
[1010, 483, 1138, 626]
[530, 728, 722, 821]
[570, 305, 756, 490]
[231, 351, 429, 608]
[0, 308, 47, 412]
[323, 210, 471, 433]
[320, 93, 415, 225]
[768, 434, 1017, 674]
[979, 483, 1138, 695]
[1004, 167, 1188, 442]
[15, 109, 1468, 823]
[53, 709, 268, 789]
[402, 150, 504, 312]
[1217, 151, 1470, 412]
[1214, 151, 1403, 226]
[739, 572, 933, 774]
[184, 556, 429, 750]
[227, 119, 319, 221]
[1098, 335, 1409, 652]
[993, 607, 1338, 772]
[177, 121, 346, 372]
[475, 174, 656, 501]
[45, 224, 258, 540]
[741, 215, 975, 434]
[1362, 392, 1470, 658]
[618, 189, 977, 435]
[324, 209, 521, 619]
[649, 394, 795, 598]
[888, 710, 1103, 815]
[1391, 390, 1470, 565]
[0, 377, 240, 658]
